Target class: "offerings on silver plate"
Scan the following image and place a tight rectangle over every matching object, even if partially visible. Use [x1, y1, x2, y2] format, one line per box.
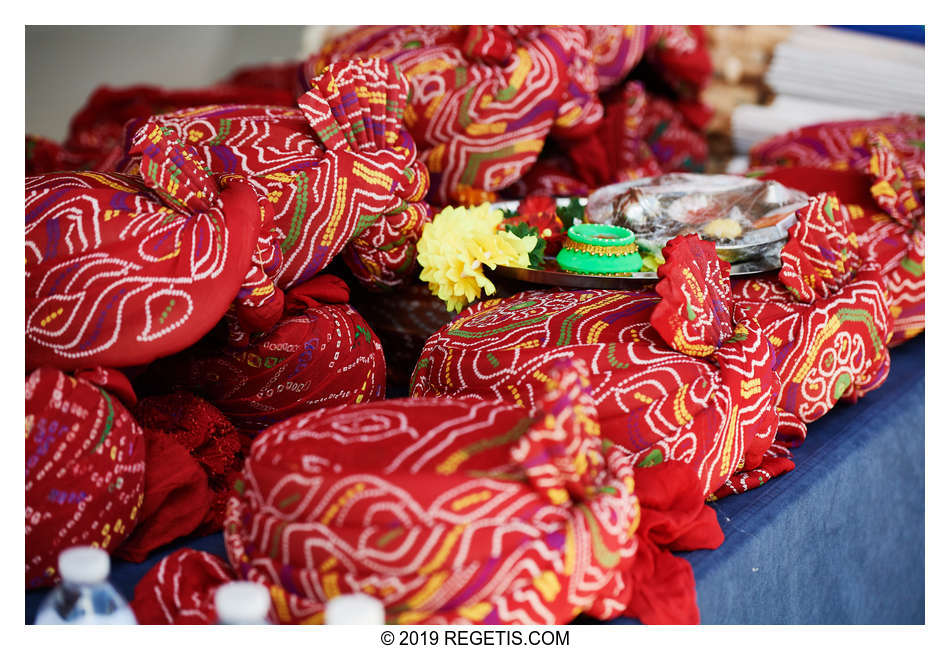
[585, 173, 809, 263]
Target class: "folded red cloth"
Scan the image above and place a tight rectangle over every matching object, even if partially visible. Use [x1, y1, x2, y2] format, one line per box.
[114, 432, 213, 563]
[139, 275, 386, 434]
[624, 461, 723, 623]
[26, 367, 145, 588]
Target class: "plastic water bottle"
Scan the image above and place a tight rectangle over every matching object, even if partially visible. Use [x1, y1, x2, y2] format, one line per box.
[34, 546, 137, 624]
[215, 581, 272, 625]
[325, 593, 386, 625]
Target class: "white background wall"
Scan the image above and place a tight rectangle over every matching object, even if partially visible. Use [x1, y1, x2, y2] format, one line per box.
[26, 25, 306, 141]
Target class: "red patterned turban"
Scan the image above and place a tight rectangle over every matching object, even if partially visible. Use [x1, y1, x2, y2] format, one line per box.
[26, 367, 145, 588]
[412, 235, 789, 500]
[25, 153, 263, 371]
[749, 116, 924, 346]
[120, 58, 430, 329]
[305, 26, 662, 204]
[218, 362, 719, 624]
[139, 275, 386, 434]
[732, 193, 894, 429]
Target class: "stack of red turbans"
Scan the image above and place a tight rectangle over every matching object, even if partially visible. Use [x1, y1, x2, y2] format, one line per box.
[132, 361, 722, 625]
[304, 25, 712, 205]
[412, 235, 790, 500]
[25, 59, 430, 578]
[748, 115, 924, 347]
[27, 58, 423, 374]
[26, 366, 145, 587]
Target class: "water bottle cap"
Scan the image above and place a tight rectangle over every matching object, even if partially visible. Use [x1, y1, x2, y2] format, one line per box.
[58, 546, 110, 584]
[325, 593, 386, 625]
[215, 581, 271, 624]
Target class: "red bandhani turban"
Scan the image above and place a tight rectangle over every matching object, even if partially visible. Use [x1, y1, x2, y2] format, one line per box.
[120, 58, 430, 330]
[749, 116, 924, 346]
[412, 235, 788, 500]
[218, 362, 721, 625]
[140, 275, 386, 434]
[732, 193, 894, 429]
[25, 149, 263, 371]
[26, 367, 146, 588]
[25, 83, 296, 175]
[133, 549, 236, 624]
[115, 392, 249, 562]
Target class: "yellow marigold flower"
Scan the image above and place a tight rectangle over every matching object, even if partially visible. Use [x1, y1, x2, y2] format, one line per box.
[417, 203, 537, 313]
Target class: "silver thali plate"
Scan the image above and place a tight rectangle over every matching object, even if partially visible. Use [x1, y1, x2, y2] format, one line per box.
[487, 256, 780, 290]
[489, 188, 786, 289]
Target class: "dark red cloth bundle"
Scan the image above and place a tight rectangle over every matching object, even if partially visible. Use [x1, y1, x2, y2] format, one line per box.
[307, 25, 709, 205]
[504, 82, 709, 199]
[120, 58, 430, 324]
[140, 275, 386, 434]
[25, 149, 263, 370]
[208, 362, 721, 625]
[26, 83, 297, 176]
[26, 136, 91, 177]
[26, 367, 146, 588]
[412, 235, 787, 499]
[115, 392, 248, 562]
[731, 193, 894, 430]
[114, 430, 213, 563]
[749, 116, 925, 346]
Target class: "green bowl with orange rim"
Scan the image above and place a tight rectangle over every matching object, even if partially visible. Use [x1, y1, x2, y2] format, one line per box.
[556, 223, 643, 275]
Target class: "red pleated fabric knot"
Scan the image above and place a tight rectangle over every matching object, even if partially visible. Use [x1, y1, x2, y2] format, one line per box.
[651, 234, 734, 357]
[779, 193, 863, 303]
[732, 189, 894, 424]
[120, 57, 432, 319]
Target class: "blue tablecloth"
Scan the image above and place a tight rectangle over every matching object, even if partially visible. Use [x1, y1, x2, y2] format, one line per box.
[26, 336, 925, 624]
